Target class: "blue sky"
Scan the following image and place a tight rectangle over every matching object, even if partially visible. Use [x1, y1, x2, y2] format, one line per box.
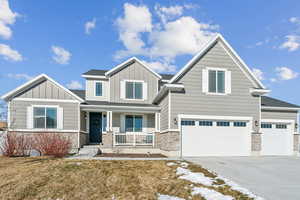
[1, 0, 300, 105]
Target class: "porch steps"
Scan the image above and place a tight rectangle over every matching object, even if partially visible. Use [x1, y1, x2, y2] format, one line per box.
[74, 145, 100, 158]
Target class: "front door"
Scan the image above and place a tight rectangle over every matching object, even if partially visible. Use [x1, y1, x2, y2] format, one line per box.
[89, 112, 102, 143]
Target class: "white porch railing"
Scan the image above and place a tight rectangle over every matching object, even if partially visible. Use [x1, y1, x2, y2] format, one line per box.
[113, 132, 155, 147]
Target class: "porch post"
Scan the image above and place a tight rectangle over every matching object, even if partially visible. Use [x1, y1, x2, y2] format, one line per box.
[155, 112, 160, 132]
[107, 111, 112, 131]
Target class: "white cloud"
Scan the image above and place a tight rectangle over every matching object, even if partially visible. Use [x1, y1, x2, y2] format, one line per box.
[115, 3, 217, 72]
[85, 18, 96, 34]
[270, 78, 277, 82]
[0, 44, 23, 61]
[51, 46, 71, 65]
[7, 73, 33, 81]
[66, 80, 83, 89]
[142, 60, 176, 73]
[279, 35, 300, 51]
[275, 67, 298, 80]
[252, 68, 264, 81]
[289, 17, 300, 25]
[0, 0, 19, 39]
[115, 3, 152, 58]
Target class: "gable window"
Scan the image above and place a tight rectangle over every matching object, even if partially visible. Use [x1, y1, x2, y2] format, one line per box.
[95, 82, 102, 96]
[33, 107, 57, 129]
[125, 115, 143, 132]
[209, 70, 225, 93]
[125, 81, 143, 99]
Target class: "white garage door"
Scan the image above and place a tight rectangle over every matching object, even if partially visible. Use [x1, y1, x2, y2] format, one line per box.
[181, 117, 252, 157]
[261, 121, 294, 156]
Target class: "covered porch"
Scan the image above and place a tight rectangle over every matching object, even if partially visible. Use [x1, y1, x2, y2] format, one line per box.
[80, 103, 161, 148]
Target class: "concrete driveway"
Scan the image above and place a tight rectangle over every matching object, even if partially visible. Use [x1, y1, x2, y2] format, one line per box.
[185, 156, 300, 200]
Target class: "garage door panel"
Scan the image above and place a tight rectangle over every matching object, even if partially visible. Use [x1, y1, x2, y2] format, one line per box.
[261, 122, 294, 156]
[181, 120, 251, 157]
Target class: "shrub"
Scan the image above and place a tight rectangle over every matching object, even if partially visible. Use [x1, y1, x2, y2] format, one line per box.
[33, 133, 71, 158]
[0, 132, 32, 157]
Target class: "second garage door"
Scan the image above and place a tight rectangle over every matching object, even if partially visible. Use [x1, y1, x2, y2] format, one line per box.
[181, 116, 252, 157]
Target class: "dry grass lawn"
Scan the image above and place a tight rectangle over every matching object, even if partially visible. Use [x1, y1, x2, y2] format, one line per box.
[0, 157, 254, 200]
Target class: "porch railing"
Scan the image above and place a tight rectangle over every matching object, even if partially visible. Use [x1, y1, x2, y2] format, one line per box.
[113, 132, 155, 147]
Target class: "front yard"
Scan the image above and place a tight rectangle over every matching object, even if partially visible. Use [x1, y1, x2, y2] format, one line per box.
[0, 157, 262, 200]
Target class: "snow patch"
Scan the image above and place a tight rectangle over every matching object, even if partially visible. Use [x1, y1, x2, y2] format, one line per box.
[218, 176, 264, 200]
[166, 162, 177, 166]
[176, 167, 214, 186]
[192, 187, 233, 200]
[180, 162, 189, 168]
[157, 194, 185, 200]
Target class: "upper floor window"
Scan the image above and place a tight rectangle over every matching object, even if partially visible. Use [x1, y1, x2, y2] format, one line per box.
[125, 81, 143, 100]
[33, 107, 57, 129]
[95, 82, 102, 96]
[209, 70, 225, 93]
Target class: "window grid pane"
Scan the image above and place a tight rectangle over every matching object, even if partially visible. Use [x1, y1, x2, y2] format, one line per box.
[208, 70, 216, 93]
[126, 82, 134, 99]
[134, 82, 143, 99]
[34, 107, 45, 128]
[261, 123, 272, 129]
[276, 124, 287, 129]
[46, 108, 57, 129]
[134, 116, 143, 132]
[95, 82, 102, 96]
[217, 121, 230, 127]
[233, 121, 246, 127]
[181, 120, 195, 126]
[217, 71, 225, 93]
[199, 121, 213, 126]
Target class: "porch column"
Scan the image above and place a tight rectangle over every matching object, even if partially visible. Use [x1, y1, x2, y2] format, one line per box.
[155, 112, 160, 132]
[107, 111, 113, 131]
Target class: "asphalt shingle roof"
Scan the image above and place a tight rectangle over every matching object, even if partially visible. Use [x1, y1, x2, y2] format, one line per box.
[70, 90, 85, 100]
[261, 96, 300, 108]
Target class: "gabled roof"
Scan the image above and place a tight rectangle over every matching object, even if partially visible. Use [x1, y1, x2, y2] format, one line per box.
[105, 57, 162, 79]
[169, 34, 266, 89]
[261, 96, 300, 109]
[70, 89, 86, 100]
[1, 74, 85, 102]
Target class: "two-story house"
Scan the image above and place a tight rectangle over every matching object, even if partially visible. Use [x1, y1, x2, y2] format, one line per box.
[2, 34, 300, 157]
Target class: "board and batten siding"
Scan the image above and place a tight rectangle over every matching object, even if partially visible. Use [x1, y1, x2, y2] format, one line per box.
[158, 92, 169, 131]
[16, 80, 76, 100]
[9, 100, 79, 130]
[170, 40, 260, 131]
[85, 78, 109, 101]
[109, 61, 159, 104]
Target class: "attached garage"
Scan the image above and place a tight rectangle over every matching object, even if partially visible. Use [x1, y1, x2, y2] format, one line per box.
[261, 120, 294, 156]
[180, 115, 252, 157]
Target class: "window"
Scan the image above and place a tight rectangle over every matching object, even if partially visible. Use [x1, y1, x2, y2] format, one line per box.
[217, 121, 230, 127]
[125, 115, 143, 132]
[102, 114, 107, 132]
[33, 107, 57, 129]
[234, 122, 247, 127]
[276, 124, 287, 129]
[95, 82, 102, 96]
[209, 70, 225, 93]
[181, 120, 195, 126]
[125, 81, 143, 99]
[261, 123, 272, 129]
[199, 121, 213, 126]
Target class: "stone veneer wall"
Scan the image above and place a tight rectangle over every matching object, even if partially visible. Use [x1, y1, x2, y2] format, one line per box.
[294, 134, 299, 152]
[156, 131, 180, 151]
[251, 133, 261, 152]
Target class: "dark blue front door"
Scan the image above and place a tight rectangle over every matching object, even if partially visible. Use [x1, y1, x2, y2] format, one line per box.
[89, 112, 102, 143]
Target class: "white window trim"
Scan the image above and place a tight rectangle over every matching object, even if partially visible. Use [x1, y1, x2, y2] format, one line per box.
[123, 80, 145, 101]
[94, 81, 103, 97]
[32, 105, 59, 130]
[206, 67, 228, 95]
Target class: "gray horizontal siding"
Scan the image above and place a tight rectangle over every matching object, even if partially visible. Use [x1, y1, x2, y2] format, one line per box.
[170, 40, 260, 131]
[261, 110, 298, 122]
[10, 100, 79, 130]
[16, 80, 76, 100]
[109, 61, 159, 104]
[159, 92, 169, 131]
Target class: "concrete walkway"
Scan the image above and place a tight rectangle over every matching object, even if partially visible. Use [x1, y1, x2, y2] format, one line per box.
[185, 156, 300, 200]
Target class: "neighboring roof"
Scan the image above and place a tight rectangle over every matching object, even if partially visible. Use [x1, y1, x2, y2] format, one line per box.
[82, 69, 108, 76]
[105, 57, 162, 79]
[160, 73, 174, 80]
[1, 74, 84, 102]
[261, 96, 300, 109]
[169, 34, 266, 89]
[83, 101, 159, 108]
[70, 89, 86, 100]
[153, 83, 185, 104]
